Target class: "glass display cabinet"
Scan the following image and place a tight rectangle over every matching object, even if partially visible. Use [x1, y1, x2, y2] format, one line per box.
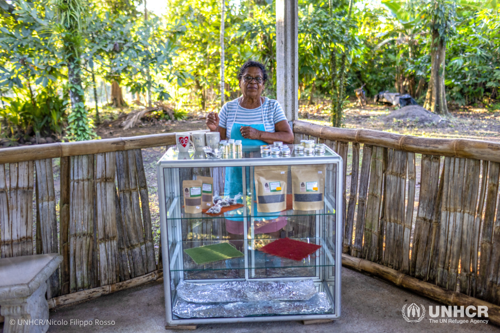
[157, 144, 343, 326]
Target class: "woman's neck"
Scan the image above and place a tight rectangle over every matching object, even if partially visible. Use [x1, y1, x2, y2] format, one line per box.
[239, 96, 263, 109]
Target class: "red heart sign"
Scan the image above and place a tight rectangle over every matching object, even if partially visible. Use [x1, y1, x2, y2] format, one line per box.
[178, 136, 189, 148]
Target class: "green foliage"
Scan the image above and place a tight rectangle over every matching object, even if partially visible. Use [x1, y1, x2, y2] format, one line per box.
[0, 86, 67, 138]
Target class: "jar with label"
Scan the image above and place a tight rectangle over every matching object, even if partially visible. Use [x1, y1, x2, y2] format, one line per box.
[274, 141, 283, 148]
[304, 147, 314, 156]
[219, 140, 227, 151]
[281, 146, 291, 156]
[295, 145, 304, 155]
[315, 144, 326, 155]
[304, 140, 315, 149]
[261, 149, 270, 157]
[271, 147, 281, 156]
[228, 139, 235, 154]
[300, 140, 308, 147]
[234, 140, 243, 155]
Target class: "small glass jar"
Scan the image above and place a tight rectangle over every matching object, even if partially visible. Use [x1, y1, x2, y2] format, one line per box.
[315, 144, 326, 155]
[304, 140, 315, 149]
[304, 147, 314, 156]
[234, 140, 242, 155]
[260, 145, 268, 153]
[295, 145, 304, 155]
[261, 150, 270, 157]
[281, 146, 291, 156]
[228, 139, 235, 154]
[219, 140, 227, 151]
[300, 140, 308, 147]
[271, 147, 281, 156]
[274, 141, 283, 148]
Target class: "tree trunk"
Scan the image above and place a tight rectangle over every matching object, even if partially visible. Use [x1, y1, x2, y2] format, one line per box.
[415, 77, 426, 98]
[91, 67, 100, 125]
[111, 81, 126, 108]
[67, 55, 91, 141]
[308, 81, 316, 106]
[424, 30, 449, 116]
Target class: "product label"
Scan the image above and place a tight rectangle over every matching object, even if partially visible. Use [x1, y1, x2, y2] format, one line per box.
[300, 182, 306, 192]
[306, 181, 319, 192]
[269, 181, 282, 192]
[190, 187, 202, 197]
[202, 183, 212, 193]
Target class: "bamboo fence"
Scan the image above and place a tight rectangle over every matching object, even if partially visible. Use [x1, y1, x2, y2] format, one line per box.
[293, 120, 500, 314]
[2, 124, 500, 323]
[0, 133, 176, 310]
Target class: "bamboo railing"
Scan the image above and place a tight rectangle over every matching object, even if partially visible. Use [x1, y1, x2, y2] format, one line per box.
[293, 120, 500, 325]
[1, 123, 500, 325]
[0, 133, 176, 309]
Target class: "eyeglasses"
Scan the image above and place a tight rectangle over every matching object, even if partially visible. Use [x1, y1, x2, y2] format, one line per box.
[243, 75, 264, 84]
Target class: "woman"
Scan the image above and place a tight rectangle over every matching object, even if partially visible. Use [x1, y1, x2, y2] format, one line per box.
[206, 60, 293, 254]
[206, 60, 294, 145]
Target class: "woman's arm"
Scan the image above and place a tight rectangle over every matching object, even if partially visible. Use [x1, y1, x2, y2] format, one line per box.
[239, 120, 294, 144]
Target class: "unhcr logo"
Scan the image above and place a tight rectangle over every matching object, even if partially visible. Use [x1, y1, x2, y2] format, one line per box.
[402, 303, 426, 323]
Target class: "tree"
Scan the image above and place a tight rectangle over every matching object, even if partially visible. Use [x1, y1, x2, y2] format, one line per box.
[53, 0, 96, 140]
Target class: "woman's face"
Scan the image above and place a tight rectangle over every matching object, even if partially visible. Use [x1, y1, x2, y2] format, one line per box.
[239, 67, 265, 99]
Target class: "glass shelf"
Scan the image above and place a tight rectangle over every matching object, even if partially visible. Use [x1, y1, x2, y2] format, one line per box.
[170, 237, 335, 276]
[165, 193, 337, 221]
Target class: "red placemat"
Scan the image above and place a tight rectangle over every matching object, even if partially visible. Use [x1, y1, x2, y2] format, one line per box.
[259, 238, 322, 261]
[202, 204, 244, 216]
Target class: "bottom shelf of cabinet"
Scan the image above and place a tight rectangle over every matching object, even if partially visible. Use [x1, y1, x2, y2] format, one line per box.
[167, 280, 337, 324]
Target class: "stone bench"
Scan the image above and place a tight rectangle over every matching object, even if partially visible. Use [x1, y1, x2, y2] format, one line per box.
[0, 254, 62, 333]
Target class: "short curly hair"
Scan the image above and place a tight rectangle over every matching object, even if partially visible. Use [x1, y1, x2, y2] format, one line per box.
[237, 60, 268, 83]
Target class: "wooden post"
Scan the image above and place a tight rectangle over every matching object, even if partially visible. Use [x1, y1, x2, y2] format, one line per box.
[351, 145, 372, 258]
[362, 146, 384, 262]
[344, 142, 359, 254]
[35, 158, 60, 298]
[60, 157, 71, 295]
[411, 155, 441, 279]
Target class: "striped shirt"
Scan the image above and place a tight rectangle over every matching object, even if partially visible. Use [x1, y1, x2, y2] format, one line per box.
[219, 97, 287, 139]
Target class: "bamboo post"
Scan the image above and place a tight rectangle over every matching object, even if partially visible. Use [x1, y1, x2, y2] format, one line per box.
[362, 146, 384, 262]
[0, 164, 10, 258]
[95, 152, 119, 285]
[411, 155, 441, 279]
[436, 157, 454, 288]
[115, 187, 131, 281]
[116, 151, 146, 278]
[338, 142, 348, 253]
[485, 162, 500, 304]
[69, 155, 94, 292]
[402, 152, 415, 275]
[472, 161, 488, 296]
[477, 162, 499, 299]
[134, 149, 156, 273]
[446, 158, 466, 290]
[35, 158, 60, 298]
[344, 142, 359, 254]
[459, 159, 480, 295]
[351, 145, 372, 258]
[60, 156, 71, 295]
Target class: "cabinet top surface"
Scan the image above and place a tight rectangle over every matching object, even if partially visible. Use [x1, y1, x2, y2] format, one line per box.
[158, 144, 341, 168]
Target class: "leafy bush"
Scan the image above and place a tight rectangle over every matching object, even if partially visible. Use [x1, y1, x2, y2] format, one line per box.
[0, 87, 67, 139]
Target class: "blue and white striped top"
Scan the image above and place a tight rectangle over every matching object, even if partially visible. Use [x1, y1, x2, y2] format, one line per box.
[219, 97, 287, 139]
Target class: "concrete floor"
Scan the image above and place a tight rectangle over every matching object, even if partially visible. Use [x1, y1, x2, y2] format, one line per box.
[1, 267, 497, 333]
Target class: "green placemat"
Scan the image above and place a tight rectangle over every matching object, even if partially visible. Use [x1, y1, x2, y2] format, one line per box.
[184, 243, 244, 265]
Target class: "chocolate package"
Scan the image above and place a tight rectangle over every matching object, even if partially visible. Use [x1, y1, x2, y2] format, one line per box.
[183, 180, 203, 214]
[254, 166, 287, 213]
[291, 165, 325, 211]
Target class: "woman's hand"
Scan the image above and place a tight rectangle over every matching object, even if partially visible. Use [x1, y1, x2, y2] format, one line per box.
[240, 126, 261, 140]
[206, 112, 219, 132]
